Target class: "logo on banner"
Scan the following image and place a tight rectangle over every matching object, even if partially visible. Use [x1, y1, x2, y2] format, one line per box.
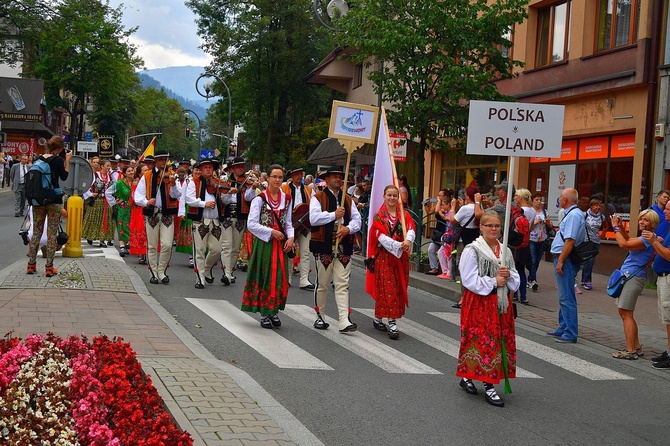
[6, 85, 26, 111]
[340, 110, 366, 134]
[99, 137, 114, 157]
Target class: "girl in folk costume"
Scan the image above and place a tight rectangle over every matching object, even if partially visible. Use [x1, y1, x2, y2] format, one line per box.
[457, 210, 520, 407]
[105, 165, 135, 257]
[365, 185, 416, 340]
[174, 165, 194, 266]
[129, 164, 149, 264]
[241, 165, 295, 329]
[82, 159, 116, 247]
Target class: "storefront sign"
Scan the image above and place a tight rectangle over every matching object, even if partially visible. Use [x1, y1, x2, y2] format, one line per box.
[553, 139, 577, 161]
[2, 139, 35, 156]
[389, 132, 407, 161]
[611, 134, 635, 158]
[466, 100, 564, 158]
[578, 136, 608, 160]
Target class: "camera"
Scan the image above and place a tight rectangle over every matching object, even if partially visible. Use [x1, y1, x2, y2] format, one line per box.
[19, 229, 30, 245]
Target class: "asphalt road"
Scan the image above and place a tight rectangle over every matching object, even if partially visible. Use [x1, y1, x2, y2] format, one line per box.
[2, 191, 669, 445]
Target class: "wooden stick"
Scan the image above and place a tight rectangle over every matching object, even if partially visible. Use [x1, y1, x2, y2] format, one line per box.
[334, 141, 355, 253]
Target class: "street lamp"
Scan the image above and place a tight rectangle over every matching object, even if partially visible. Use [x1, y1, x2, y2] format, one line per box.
[182, 109, 202, 152]
[313, 0, 349, 31]
[196, 73, 232, 160]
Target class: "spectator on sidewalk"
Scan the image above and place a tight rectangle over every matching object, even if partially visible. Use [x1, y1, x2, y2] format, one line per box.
[547, 188, 585, 344]
[513, 188, 535, 304]
[10, 154, 30, 217]
[580, 198, 607, 290]
[651, 190, 670, 237]
[529, 193, 553, 292]
[424, 189, 449, 275]
[642, 201, 670, 369]
[610, 210, 658, 360]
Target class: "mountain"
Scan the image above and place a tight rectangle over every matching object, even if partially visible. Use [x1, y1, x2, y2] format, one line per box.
[139, 66, 213, 112]
[137, 72, 207, 119]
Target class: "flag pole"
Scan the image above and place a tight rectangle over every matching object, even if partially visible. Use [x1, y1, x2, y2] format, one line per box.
[381, 107, 407, 237]
[334, 140, 357, 253]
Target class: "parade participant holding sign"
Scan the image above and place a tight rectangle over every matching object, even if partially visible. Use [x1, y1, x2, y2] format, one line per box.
[186, 158, 224, 289]
[281, 166, 314, 290]
[133, 150, 181, 284]
[309, 167, 361, 333]
[220, 156, 259, 285]
[457, 210, 519, 407]
[365, 185, 415, 339]
[242, 164, 295, 328]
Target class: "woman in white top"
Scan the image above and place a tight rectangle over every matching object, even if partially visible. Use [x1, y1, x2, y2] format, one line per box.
[512, 188, 535, 304]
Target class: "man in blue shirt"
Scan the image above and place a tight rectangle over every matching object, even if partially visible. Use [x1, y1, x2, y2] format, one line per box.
[642, 201, 670, 369]
[547, 188, 585, 343]
[651, 190, 670, 236]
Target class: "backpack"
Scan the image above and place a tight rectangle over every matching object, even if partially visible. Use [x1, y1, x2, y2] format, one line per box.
[25, 156, 63, 206]
[508, 205, 530, 249]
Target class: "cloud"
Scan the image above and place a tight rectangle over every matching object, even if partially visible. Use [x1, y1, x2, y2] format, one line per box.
[130, 36, 212, 70]
[109, 0, 212, 69]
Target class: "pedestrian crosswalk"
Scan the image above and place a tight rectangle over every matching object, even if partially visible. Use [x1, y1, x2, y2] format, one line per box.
[185, 299, 635, 380]
[76, 241, 124, 261]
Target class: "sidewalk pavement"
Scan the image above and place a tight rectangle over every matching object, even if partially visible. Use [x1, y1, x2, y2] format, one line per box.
[1, 229, 668, 444]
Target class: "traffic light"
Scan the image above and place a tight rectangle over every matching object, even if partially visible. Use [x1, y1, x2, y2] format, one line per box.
[185, 127, 191, 138]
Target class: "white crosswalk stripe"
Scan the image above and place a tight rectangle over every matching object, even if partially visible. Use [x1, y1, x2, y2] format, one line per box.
[77, 240, 123, 261]
[354, 308, 541, 379]
[429, 312, 634, 381]
[284, 304, 441, 374]
[187, 299, 333, 370]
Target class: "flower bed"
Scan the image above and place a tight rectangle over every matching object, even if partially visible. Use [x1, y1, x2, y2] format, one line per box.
[0, 333, 193, 445]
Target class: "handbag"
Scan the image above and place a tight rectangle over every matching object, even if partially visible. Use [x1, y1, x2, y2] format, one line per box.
[19, 212, 31, 245]
[442, 213, 475, 245]
[607, 264, 645, 298]
[560, 209, 599, 264]
[56, 224, 69, 246]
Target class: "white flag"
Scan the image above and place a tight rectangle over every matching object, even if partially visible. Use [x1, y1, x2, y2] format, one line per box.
[367, 110, 395, 238]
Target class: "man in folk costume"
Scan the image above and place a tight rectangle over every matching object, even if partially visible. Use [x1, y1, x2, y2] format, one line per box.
[133, 149, 181, 284]
[220, 156, 259, 285]
[281, 166, 315, 290]
[186, 158, 224, 289]
[309, 167, 361, 333]
[110, 156, 131, 182]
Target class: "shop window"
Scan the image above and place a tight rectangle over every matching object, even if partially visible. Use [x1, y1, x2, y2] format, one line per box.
[535, 1, 571, 67]
[596, 0, 640, 51]
[353, 63, 363, 88]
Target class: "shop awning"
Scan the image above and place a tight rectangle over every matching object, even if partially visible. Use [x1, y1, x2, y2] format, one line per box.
[307, 137, 375, 166]
[2, 120, 55, 136]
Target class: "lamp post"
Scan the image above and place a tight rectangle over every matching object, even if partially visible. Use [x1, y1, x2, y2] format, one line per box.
[181, 109, 202, 152]
[196, 73, 232, 160]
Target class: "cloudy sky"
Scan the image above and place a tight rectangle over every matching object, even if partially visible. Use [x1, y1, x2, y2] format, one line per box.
[109, 0, 213, 69]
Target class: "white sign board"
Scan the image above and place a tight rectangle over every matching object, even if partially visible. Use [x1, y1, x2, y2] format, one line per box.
[466, 100, 565, 158]
[77, 141, 98, 153]
[328, 101, 379, 144]
[390, 132, 407, 161]
[547, 164, 576, 221]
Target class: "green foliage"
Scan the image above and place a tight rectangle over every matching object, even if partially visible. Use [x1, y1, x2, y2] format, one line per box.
[187, 0, 338, 167]
[13, 0, 142, 143]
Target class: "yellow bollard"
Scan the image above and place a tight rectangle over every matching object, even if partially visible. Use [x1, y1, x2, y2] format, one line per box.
[62, 195, 84, 258]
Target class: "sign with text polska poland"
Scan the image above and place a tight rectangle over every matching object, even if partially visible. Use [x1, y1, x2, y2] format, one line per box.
[466, 100, 565, 158]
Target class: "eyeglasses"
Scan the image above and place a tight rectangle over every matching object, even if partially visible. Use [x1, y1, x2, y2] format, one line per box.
[481, 224, 501, 229]
[269, 175, 283, 180]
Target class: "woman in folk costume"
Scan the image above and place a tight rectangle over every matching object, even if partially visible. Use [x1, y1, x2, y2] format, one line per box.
[105, 165, 135, 257]
[457, 210, 519, 408]
[365, 185, 416, 340]
[82, 159, 115, 247]
[129, 163, 149, 264]
[241, 164, 295, 329]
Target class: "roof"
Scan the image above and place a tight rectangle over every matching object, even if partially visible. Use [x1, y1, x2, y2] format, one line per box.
[2, 120, 55, 136]
[307, 137, 375, 165]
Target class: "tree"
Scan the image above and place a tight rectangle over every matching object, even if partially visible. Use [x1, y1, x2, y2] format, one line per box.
[19, 0, 143, 145]
[335, 0, 529, 205]
[187, 0, 337, 167]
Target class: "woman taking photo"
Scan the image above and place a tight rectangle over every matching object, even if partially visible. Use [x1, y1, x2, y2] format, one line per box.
[366, 185, 416, 339]
[611, 210, 658, 359]
[27, 136, 71, 276]
[241, 164, 295, 329]
[457, 210, 519, 407]
[105, 165, 135, 256]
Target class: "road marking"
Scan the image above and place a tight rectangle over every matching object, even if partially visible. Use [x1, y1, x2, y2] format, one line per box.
[186, 299, 333, 370]
[354, 308, 541, 379]
[284, 304, 441, 375]
[430, 312, 634, 381]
